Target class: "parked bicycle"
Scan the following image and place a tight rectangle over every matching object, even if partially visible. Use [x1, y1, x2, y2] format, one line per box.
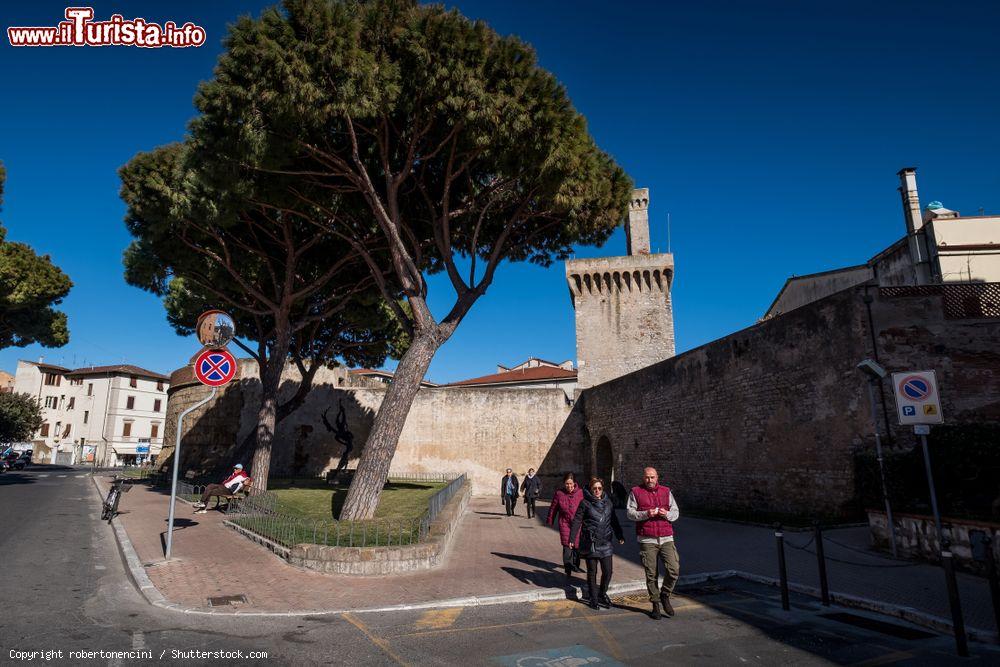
[101, 477, 132, 523]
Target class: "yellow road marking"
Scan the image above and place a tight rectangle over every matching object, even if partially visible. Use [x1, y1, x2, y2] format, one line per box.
[342, 613, 411, 666]
[586, 614, 625, 661]
[849, 649, 915, 666]
[397, 601, 702, 638]
[531, 600, 577, 620]
[414, 607, 463, 630]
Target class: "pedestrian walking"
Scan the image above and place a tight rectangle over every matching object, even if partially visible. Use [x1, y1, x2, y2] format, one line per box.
[546, 472, 585, 579]
[569, 477, 624, 610]
[500, 468, 520, 517]
[520, 467, 542, 518]
[193, 464, 252, 513]
[627, 466, 680, 620]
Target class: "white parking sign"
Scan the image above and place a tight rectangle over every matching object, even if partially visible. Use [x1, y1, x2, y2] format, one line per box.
[891, 370, 943, 425]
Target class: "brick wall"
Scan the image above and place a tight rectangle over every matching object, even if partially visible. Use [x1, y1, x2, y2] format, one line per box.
[577, 285, 1000, 519]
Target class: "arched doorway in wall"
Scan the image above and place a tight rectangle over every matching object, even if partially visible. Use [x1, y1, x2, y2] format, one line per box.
[595, 435, 614, 484]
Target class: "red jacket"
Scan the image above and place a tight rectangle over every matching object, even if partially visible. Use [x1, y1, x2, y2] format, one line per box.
[632, 484, 674, 539]
[546, 487, 584, 547]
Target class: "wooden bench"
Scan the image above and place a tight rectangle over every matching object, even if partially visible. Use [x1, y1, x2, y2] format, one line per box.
[211, 489, 249, 513]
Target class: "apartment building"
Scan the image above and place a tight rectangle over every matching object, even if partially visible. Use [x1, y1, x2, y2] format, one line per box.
[13, 360, 169, 466]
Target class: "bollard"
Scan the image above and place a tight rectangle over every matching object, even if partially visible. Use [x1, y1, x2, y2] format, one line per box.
[984, 535, 1000, 642]
[814, 522, 830, 606]
[941, 539, 969, 657]
[775, 523, 790, 611]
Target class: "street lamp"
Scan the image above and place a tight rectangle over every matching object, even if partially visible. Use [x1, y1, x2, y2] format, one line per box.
[856, 358, 898, 557]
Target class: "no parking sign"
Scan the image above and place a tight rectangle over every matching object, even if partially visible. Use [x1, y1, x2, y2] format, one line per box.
[891, 370, 943, 425]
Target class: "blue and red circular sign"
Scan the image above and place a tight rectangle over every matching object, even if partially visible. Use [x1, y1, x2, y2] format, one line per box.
[898, 375, 932, 401]
[194, 348, 238, 387]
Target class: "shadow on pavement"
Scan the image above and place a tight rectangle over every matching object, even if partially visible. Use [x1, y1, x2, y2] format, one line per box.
[0, 472, 37, 485]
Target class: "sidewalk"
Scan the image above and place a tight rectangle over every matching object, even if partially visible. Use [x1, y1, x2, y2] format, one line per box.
[99, 476, 999, 638]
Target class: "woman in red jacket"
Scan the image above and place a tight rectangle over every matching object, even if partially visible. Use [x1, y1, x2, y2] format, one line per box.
[546, 472, 584, 580]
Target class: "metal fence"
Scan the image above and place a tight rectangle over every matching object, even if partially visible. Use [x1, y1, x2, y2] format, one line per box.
[226, 472, 467, 549]
[95, 466, 467, 548]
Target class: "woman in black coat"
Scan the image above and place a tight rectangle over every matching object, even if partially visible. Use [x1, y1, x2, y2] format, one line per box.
[569, 477, 625, 609]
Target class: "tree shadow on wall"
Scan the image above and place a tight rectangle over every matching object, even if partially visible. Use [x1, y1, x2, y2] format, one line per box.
[161, 376, 377, 484]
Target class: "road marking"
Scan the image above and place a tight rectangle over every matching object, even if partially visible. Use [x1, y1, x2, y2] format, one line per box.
[398, 602, 701, 638]
[132, 631, 146, 650]
[414, 607, 462, 630]
[849, 649, 915, 666]
[38, 474, 49, 478]
[342, 613, 410, 666]
[57, 474, 67, 477]
[95, 565, 106, 571]
[585, 614, 625, 661]
[531, 600, 577, 620]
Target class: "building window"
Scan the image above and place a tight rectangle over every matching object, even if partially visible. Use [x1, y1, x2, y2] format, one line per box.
[154, 399, 162, 412]
[156, 381, 164, 391]
[44, 396, 57, 408]
[129, 376, 137, 388]
[62, 424, 71, 438]
[122, 422, 132, 437]
[87, 383, 93, 396]
[126, 396, 135, 410]
[43, 373, 61, 386]
[67, 397, 75, 410]
[40, 423, 50, 437]
[83, 410, 89, 424]
[151, 423, 159, 438]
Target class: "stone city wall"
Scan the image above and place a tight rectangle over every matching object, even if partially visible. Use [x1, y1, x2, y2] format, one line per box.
[577, 285, 1000, 520]
[163, 362, 578, 495]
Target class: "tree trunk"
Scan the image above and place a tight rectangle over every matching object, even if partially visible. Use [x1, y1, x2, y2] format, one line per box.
[225, 374, 316, 475]
[338, 333, 440, 519]
[248, 339, 289, 491]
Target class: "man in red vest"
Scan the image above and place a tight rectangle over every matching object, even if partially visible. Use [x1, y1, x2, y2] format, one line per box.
[627, 466, 680, 619]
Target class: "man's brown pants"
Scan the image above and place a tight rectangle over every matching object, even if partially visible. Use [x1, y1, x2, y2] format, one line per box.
[639, 540, 680, 602]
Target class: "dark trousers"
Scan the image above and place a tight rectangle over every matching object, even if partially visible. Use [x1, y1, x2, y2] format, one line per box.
[524, 497, 537, 518]
[200, 483, 232, 504]
[586, 556, 614, 600]
[503, 494, 517, 516]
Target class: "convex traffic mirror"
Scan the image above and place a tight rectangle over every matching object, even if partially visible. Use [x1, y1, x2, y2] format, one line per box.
[196, 310, 236, 349]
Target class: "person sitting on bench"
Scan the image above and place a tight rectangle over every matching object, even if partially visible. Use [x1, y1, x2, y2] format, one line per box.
[193, 464, 251, 513]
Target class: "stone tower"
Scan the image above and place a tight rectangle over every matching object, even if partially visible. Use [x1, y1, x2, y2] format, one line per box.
[566, 188, 675, 389]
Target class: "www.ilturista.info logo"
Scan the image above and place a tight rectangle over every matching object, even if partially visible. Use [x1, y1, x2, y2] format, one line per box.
[7, 7, 206, 48]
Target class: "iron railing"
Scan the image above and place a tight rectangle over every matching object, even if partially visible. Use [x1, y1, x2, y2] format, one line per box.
[226, 472, 467, 548]
[96, 467, 467, 548]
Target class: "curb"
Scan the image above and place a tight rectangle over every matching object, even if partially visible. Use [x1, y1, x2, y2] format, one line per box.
[90, 475, 1000, 638]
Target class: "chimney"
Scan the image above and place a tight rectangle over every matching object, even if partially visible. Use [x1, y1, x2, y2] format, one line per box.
[897, 168, 923, 234]
[626, 188, 651, 255]
[897, 167, 932, 284]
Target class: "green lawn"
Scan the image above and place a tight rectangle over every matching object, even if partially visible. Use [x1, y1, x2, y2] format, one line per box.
[267, 477, 447, 521]
[230, 477, 449, 548]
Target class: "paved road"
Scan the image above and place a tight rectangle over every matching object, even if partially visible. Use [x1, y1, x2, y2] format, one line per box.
[1, 465, 998, 666]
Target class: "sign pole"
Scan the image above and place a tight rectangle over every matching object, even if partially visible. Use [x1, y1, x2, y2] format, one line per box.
[165, 386, 217, 560]
[918, 432, 944, 544]
[918, 428, 969, 657]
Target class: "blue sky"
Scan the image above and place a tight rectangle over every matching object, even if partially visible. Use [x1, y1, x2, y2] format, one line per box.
[1, 1, 998, 383]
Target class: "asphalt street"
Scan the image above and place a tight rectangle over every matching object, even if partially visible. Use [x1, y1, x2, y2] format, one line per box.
[1, 465, 998, 666]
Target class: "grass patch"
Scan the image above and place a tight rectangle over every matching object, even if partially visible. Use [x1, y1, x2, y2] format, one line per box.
[267, 477, 446, 521]
[229, 477, 449, 548]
